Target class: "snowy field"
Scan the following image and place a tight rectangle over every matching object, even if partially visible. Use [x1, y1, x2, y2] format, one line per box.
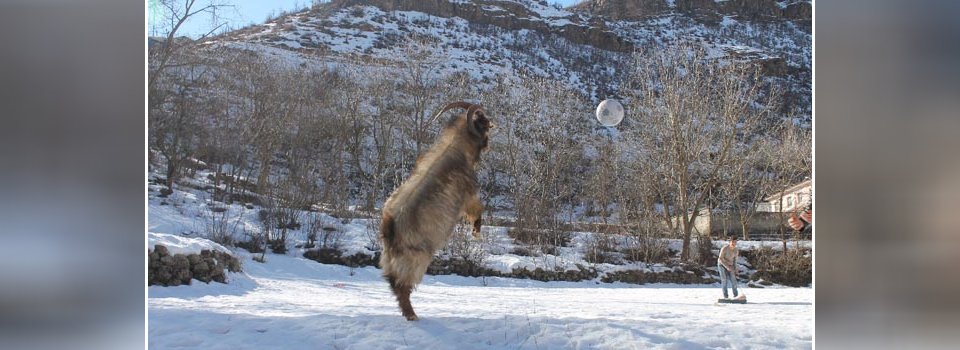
[148, 250, 812, 349]
[148, 171, 812, 349]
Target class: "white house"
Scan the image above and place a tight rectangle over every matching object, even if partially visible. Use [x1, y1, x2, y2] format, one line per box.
[759, 179, 812, 213]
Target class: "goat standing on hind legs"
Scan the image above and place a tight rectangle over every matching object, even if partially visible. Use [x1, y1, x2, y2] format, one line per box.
[378, 102, 492, 321]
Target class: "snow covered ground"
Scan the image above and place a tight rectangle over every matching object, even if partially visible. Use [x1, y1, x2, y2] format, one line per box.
[148, 169, 812, 349]
[149, 249, 811, 349]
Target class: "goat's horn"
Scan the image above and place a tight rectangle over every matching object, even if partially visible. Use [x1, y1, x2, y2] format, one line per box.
[428, 102, 474, 124]
[466, 104, 483, 121]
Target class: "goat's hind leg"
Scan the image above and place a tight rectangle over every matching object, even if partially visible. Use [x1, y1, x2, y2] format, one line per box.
[387, 274, 419, 321]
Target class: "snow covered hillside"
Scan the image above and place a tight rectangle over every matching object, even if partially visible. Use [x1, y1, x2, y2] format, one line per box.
[213, 0, 811, 118]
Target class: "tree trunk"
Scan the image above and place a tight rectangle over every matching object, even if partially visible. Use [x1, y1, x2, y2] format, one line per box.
[779, 190, 787, 252]
[680, 215, 692, 262]
[258, 156, 271, 193]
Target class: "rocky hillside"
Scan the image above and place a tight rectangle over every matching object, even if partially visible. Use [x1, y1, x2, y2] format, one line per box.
[571, 0, 811, 25]
[332, 0, 633, 51]
[214, 0, 810, 118]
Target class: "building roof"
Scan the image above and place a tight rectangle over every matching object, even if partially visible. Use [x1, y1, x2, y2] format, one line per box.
[763, 179, 812, 202]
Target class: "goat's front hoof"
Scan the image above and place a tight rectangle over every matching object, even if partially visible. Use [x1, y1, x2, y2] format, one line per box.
[404, 314, 419, 321]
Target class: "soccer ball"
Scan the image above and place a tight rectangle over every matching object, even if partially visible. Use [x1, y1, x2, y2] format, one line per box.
[596, 99, 624, 127]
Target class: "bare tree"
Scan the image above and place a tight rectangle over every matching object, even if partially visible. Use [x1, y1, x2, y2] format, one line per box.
[360, 65, 403, 211]
[395, 39, 450, 155]
[267, 173, 312, 254]
[224, 52, 299, 193]
[149, 0, 233, 91]
[309, 68, 353, 212]
[769, 121, 812, 250]
[584, 138, 618, 227]
[719, 127, 783, 241]
[624, 43, 777, 262]
[148, 0, 237, 193]
[486, 73, 589, 253]
[149, 63, 210, 189]
[334, 63, 375, 211]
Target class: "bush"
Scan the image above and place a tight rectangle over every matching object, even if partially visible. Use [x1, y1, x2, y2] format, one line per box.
[510, 246, 539, 257]
[211, 190, 260, 206]
[539, 244, 560, 256]
[743, 246, 812, 287]
[349, 6, 365, 17]
[202, 200, 237, 247]
[620, 219, 672, 264]
[235, 239, 264, 254]
[583, 234, 622, 265]
[584, 249, 620, 264]
[269, 239, 288, 254]
[303, 213, 344, 250]
[442, 225, 487, 267]
[507, 227, 539, 246]
[507, 227, 570, 249]
[363, 218, 382, 252]
[620, 243, 671, 265]
[303, 247, 342, 264]
[259, 209, 301, 230]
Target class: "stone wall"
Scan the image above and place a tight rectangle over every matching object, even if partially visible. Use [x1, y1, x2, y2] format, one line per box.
[302, 248, 719, 285]
[303, 248, 380, 267]
[686, 210, 811, 240]
[602, 266, 717, 285]
[148, 244, 242, 286]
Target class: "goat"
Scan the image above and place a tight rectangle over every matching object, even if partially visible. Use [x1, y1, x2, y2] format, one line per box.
[378, 101, 492, 321]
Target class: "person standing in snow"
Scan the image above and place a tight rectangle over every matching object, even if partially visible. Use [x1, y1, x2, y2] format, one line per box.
[717, 236, 741, 299]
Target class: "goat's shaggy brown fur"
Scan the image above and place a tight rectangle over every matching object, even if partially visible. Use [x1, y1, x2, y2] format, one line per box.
[379, 102, 491, 321]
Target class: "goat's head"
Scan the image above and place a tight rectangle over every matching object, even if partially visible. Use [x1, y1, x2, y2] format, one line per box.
[430, 101, 493, 151]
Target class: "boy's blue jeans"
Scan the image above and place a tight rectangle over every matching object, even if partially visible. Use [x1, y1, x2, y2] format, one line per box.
[718, 263, 739, 298]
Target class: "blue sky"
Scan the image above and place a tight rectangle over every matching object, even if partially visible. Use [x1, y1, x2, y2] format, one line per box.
[149, 0, 584, 38]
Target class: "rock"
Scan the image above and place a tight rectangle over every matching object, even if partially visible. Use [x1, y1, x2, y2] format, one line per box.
[154, 244, 169, 257]
[783, 1, 812, 21]
[211, 270, 226, 283]
[148, 247, 241, 286]
[160, 255, 175, 265]
[574, 0, 805, 24]
[173, 255, 190, 269]
[193, 261, 210, 274]
[570, 0, 669, 21]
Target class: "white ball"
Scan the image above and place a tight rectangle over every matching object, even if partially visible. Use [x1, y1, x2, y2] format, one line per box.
[596, 99, 624, 127]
